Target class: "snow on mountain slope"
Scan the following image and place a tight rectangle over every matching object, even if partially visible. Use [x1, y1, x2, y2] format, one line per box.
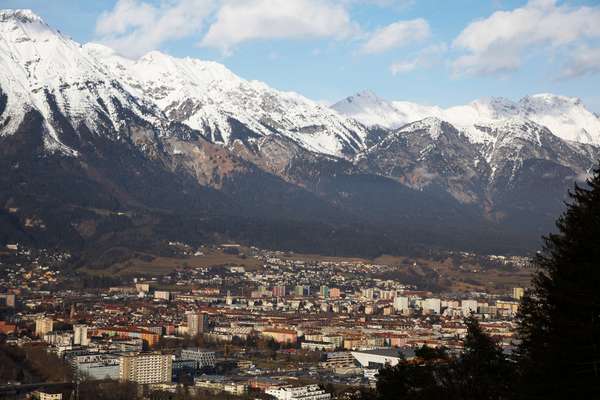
[331, 90, 449, 131]
[85, 44, 368, 158]
[519, 94, 600, 145]
[359, 117, 490, 204]
[334, 91, 600, 146]
[0, 9, 168, 155]
[332, 90, 417, 129]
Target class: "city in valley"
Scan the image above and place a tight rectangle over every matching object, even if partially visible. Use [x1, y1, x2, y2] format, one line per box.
[1, 2, 599, 399]
[0, 244, 527, 399]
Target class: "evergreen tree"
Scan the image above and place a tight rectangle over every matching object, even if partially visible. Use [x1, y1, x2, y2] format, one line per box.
[457, 317, 512, 399]
[515, 167, 600, 398]
[375, 349, 449, 400]
[375, 319, 510, 400]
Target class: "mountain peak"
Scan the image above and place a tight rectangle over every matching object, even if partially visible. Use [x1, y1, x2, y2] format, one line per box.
[331, 90, 412, 129]
[355, 89, 382, 100]
[520, 93, 583, 109]
[469, 97, 519, 119]
[0, 9, 44, 24]
[140, 50, 171, 62]
[401, 116, 448, 140]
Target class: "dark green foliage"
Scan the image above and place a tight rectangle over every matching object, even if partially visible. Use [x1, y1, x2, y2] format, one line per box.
[78, 380, 139, 400]
[375, 346, 450, 400]
[0, 342, 73, 384]
[458, 317, 512, 400]
[515, 167, 600, 398]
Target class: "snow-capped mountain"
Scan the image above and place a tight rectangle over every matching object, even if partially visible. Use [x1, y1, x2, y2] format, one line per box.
[2, 9, 599, 257]
[0, 9, 175, 156]
[333, 91, 600, 146]
[0, 9, 368, 160]
[518, 94, 600, 145]
[358, 117, 490, 204]
[84, 44, 368, 158]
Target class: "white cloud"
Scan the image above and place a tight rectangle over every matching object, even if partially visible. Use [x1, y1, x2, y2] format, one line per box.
[200, 0, 357, 55]
[359, 18, 430, 54]
[390, 60, 418, 74]
[390, 43, 447, 75]
[344, 0, 414, 8]
[95, 0, 216, 58]
[453, 0, 600, 76]
[561, 46, 600, 79]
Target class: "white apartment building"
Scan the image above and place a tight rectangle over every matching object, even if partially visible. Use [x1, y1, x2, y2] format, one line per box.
[43, 331, 73, 346]
[154, 291, 170, 301]
[180, 348, 216, 369]
[35, 392, 62, 400]
[461, 299, 479, 316]
[423, 298, 441, 314]
[119, 353, 172, 384]
[393, 296, 409, 312]
[73, 324, 89, 346]
[35, 317, 53, 337]
[320, 352, 357, 370]
[266, 384, 331, 400]
[72, 354, 120, 380]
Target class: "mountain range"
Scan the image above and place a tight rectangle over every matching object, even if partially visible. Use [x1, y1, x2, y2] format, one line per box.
[1, 9, 599, 262]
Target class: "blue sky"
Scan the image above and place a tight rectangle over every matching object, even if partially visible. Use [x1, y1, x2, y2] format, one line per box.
[3, 0, 600, 111]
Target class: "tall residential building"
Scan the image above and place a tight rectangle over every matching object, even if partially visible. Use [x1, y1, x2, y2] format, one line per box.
[361, 288, 374, 300]
[272, 285, 286, 298]
[512, 287, 525, 300]
[135, 282, 151, 293]
[0, 293, 16, 308]
[73, 324, 89, 346]
[119, 353, 172, 384]
[393, 296, 409, 312]
[294, 285, 307, 297]
[423, 298, 441, 314]
[35, 317, 54, 337]
[379, 290, 395, 300]
[319, 286, 330, 298]
[461, 299, 479, 316]
[187, 312, 208, 336]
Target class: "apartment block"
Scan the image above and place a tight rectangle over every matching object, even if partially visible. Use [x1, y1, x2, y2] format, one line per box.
[119, 353, 172, 384]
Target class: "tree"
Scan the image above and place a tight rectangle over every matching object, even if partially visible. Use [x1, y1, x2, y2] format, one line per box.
[375, 319, 511, 400]
[457, 317, 512, 400]
[375, 347, 451, 400]
[515, 167, 600, 398]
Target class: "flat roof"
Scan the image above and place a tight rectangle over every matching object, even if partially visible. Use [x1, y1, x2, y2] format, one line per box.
[352, 347, 415, 358]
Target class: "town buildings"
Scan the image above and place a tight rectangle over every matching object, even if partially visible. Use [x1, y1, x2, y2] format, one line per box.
[0, 244, 527, 398]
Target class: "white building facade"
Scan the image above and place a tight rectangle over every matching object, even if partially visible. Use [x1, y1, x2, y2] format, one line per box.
[266, 385, 331, 400]
[119, 353, 172, 384]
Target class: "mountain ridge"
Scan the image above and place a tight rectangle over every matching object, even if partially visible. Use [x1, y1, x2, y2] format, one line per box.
[1, 9, 598, 260]
[332, 90, 600, 146]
